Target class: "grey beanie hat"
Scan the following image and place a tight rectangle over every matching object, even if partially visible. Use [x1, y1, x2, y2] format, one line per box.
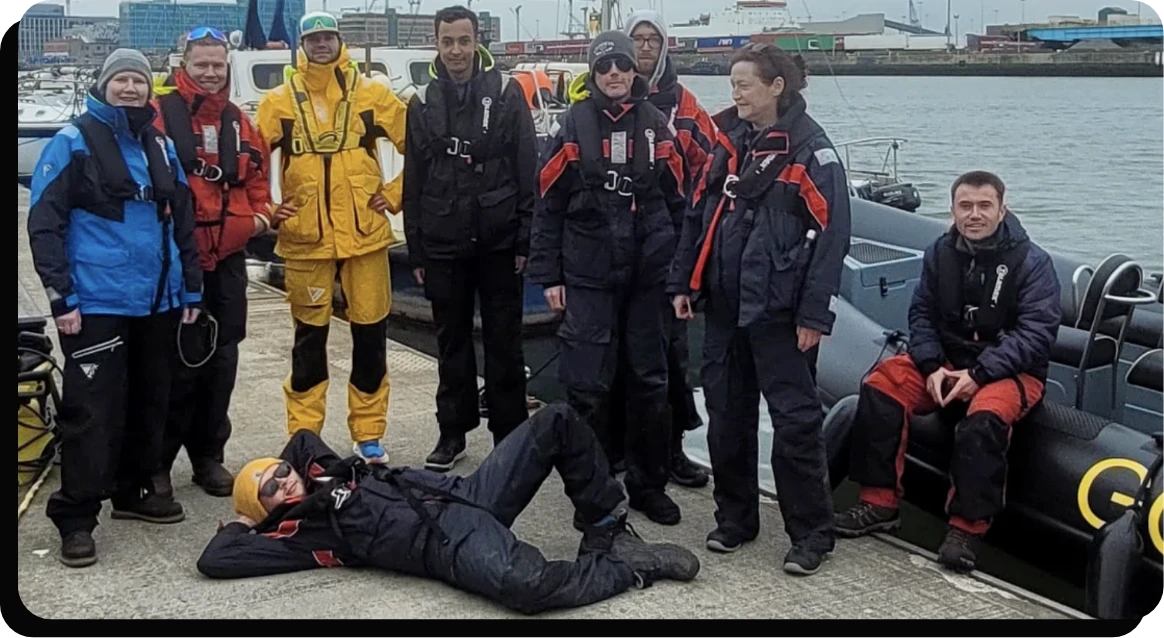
[96, 49, 153, 95]
[588, 31, 637, 72]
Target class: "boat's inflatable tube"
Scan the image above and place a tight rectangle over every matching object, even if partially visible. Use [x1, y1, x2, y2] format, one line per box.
[1086, 451, 1162, 619]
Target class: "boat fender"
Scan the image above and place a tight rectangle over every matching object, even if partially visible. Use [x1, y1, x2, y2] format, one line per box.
[1084, 451, 1163, 619]
[822, 394, 860, 491]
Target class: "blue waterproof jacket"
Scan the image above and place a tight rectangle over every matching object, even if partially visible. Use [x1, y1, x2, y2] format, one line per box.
[28, 91, 202, 318]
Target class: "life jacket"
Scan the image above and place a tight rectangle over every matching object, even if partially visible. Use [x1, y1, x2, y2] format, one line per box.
[157, 91, 245, 186]
[688, 102, 824, 292]
[72, 110, 179, 313]
[934, 237, 1030, 348]
[412, 72, 512, 174]
[280, 63, 368, 157]
[571, 98, 665, 201]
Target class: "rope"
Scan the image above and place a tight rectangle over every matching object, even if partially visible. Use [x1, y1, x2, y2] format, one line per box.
[18, 461, 53, 521]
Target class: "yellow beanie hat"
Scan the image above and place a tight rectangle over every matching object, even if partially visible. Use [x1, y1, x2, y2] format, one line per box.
[233, 457, 282, 523]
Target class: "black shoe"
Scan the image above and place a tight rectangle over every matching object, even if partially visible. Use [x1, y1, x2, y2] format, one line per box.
[783, 544, 831, 576]
[151, 471, 173, 499]
[59, 531, 97, 568]
[629, 490, 681, 525]
[192, 460, 234, 497]
[111, 492, 185, 524]
[669, 449, 709, 488]
[424, 434, 467, 472]
[705, 527, 752, 553]
[937, 526, 980, 573]
[578, 512, 700, 585]
[611, 458, 627, 475]
[835, 501, 900, 538]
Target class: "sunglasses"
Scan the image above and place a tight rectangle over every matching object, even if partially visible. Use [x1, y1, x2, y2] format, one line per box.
[594, 56, 634, 75]
[187, 26, 228, 42]
[258, 461, 292, 498]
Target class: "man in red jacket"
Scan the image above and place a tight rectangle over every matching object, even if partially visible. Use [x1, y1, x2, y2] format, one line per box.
[150, 27, 279, 497]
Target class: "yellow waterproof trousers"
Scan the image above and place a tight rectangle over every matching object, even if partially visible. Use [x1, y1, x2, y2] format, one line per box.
[281, 248, 392, 443]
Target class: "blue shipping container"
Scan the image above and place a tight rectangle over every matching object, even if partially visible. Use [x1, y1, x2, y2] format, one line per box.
[695, 35, 751, 49]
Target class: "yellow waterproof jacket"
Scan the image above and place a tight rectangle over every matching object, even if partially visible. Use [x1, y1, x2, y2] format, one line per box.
[256, 45, 407, 261]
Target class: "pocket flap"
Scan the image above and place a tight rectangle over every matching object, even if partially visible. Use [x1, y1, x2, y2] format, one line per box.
[477, 183, 518, 208]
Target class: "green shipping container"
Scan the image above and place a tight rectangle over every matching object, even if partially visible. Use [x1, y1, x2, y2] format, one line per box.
[752, 33, 841, 51]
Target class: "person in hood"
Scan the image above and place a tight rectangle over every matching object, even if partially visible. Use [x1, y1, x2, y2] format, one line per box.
[835, 171, 1060, 573]
[255, 12, 408, 464]
[195, 403, 700, 614]
[529, 31, 689, 526]
[27, 48, 203, 568]
[150, 27, 276, 500]
[402, 5, 539, 472]
[601, 9, 718, 490]
[669, 43, 850, 575]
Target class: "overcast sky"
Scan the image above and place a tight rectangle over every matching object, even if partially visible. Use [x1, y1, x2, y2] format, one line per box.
[28, 0, 1162, 41]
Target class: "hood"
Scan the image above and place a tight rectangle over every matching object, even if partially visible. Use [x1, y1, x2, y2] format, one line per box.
[950, 210, 1029, 255]
[288, 44, 358, 92]
[428, 45, 495, 81]
[85, 87, 158, 137]
[567, 70, 649, 105]
[624, 9, 669, 91]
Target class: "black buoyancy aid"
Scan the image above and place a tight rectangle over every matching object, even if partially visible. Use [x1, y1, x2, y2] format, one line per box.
[73, 109, 179, 313]
[73, 111, 177, 220]
[416, 72, 510, 170]
[157, 91, 245, 185]
[573, 99, 663, 199]
[934, 238, 1030, 345]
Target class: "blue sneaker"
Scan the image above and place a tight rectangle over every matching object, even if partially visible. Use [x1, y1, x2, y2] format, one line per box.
[354, 440, 388, 464]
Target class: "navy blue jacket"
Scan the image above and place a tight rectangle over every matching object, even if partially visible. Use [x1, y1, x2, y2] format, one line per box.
[27, 92, 202, 318]
[907, 213, 1061, 385]
[668, 96, 851, 333]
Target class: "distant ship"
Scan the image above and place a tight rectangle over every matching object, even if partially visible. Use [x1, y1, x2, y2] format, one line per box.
[664, 0, 802, 38]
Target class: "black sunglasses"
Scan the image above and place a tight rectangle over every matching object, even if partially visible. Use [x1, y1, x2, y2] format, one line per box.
[594, 56, 634, 75]
[259, 461, 292, 498]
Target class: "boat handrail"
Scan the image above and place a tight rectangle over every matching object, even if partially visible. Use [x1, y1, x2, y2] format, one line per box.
[835, 136, 908, 183]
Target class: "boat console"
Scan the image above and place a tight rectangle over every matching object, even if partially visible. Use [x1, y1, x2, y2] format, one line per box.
[838, 237, 924, 335]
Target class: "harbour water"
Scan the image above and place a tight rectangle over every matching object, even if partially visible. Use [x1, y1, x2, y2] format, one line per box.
[388, 73, 1164, 615]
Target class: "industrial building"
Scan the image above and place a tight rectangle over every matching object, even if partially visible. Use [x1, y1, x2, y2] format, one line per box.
[118, 0, 305, 53]
[19, 2, 113, 63]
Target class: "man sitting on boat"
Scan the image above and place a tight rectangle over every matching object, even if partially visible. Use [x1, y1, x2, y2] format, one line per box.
[195, 403, 700, 614]
[149, 26, 276, 499]
[254, 11, 407, 464]
[835, 170, 1062, 573]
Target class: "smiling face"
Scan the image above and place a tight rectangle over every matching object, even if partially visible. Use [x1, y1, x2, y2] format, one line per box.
[437, 17, 477, 80]
[594, 55, 635, 101]
[730, 60, 783, 126]
[303, 32, 340, 64]
[185, 42, 228, 94]
[105, 71, 149, 107]
[256, 461, 306, 513]
[952, 182, 1006, 241]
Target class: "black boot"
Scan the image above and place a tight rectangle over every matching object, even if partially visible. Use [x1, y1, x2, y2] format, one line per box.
[59, 530, 97, 568]
[192, 459, 234, 497]
[424, 433, 467, 472]
[938, 526, 981, 573]
[111, 490, 185, 524]
[578, 512, 700, 585]
[629, 489, 681, 525]
[151, 471, 173, 499]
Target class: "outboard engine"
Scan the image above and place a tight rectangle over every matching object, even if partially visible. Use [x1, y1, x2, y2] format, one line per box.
[868, 182, 922, 212]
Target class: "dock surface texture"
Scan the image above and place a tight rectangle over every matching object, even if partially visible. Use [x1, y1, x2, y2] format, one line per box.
[15, 187, 1073, 619]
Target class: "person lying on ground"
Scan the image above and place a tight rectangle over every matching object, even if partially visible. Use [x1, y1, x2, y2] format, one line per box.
[195, 403, 701, 615]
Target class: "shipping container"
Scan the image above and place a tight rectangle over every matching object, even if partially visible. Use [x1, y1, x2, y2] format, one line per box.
[750, 33, 843, 51]
[842, 33, 952, 51]
[695, 35, 752, 52]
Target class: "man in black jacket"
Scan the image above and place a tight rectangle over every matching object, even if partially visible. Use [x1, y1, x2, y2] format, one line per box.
[196, 404, 700, 615]
[402, 5, 538, 471]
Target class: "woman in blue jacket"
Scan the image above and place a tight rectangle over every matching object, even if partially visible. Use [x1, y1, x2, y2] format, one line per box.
[27, 49, 204, 569]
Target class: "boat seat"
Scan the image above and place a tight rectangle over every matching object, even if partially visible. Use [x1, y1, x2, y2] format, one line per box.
[1121, 348, 1163, 436]
[1051, 325, 1117, 369]
[1056, 254, 1158, 417]
[1128, 350, 1163, 393]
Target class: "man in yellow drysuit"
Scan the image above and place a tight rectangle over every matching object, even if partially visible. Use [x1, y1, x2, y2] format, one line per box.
[256, 11, 406, 462]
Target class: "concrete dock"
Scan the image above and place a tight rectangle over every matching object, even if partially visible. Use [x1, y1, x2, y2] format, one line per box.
[15, 187, 1078, 620]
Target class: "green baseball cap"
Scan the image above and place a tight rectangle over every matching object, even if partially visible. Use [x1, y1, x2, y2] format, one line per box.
[299, 11, 340, 39]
